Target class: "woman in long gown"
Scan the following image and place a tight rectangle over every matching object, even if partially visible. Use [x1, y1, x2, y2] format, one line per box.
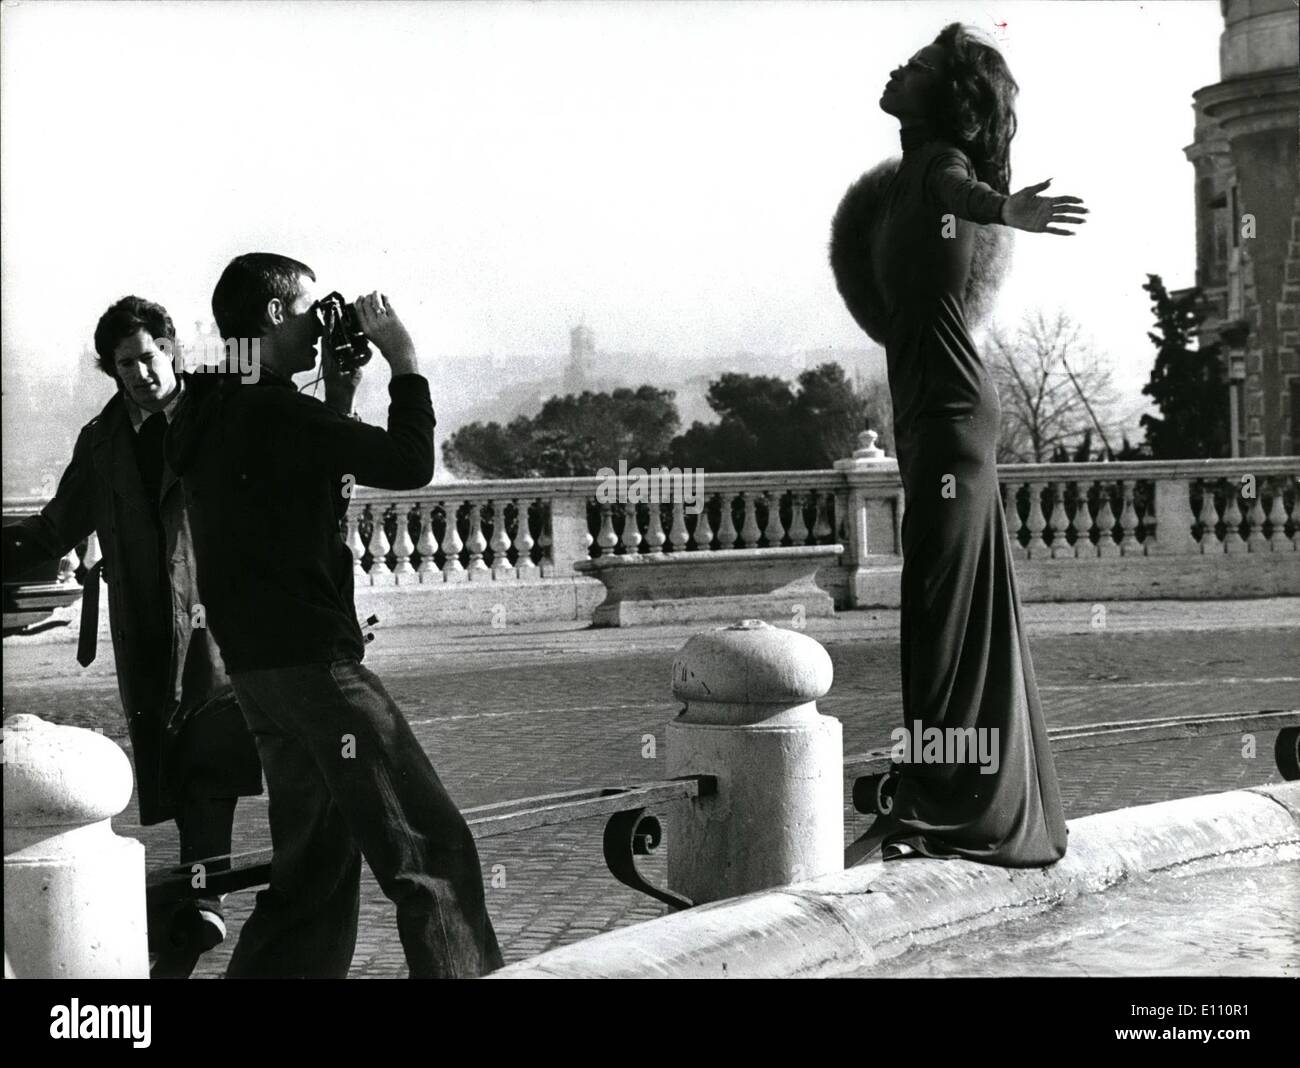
[840, 24, 1087, 866]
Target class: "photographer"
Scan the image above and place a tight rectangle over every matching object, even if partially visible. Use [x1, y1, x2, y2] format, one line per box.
[166, 253, 501, 978]
[2, 296, 263, 978]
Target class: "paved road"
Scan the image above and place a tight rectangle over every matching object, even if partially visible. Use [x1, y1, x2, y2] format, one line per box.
[4, 600, 1298, 977]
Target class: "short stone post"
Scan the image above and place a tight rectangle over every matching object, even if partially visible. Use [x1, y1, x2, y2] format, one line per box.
[834, 429, 902, 607]
[3, 714, 148, 978]
[1150, 477, 1200, 554]
[667, 620, 842, 904]
[545, 495, 592, 576]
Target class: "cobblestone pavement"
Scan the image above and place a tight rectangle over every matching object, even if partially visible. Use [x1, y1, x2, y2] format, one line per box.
[4, 600, 1298, 977]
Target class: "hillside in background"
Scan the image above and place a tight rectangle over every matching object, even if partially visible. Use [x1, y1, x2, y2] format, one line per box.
[1, 335, 888, 493]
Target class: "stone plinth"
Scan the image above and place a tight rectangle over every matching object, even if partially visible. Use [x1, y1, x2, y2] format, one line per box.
[575, 545, 843, 628]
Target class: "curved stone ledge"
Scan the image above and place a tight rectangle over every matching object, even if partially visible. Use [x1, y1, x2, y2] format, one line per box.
[488, 782, 1300, 979]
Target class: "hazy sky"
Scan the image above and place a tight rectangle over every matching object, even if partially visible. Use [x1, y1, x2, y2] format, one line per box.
[1, 0, 1222, 431]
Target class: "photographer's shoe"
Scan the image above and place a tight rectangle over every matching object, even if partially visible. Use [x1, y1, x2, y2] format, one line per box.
[150, 904, 227, 979]
[193, 907, 227, 951]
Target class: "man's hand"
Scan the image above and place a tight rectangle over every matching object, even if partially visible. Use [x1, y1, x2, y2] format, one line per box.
[1001, 179, 1088, 235]
[354, 292, 417, 377]
[322, 344, 364, 416]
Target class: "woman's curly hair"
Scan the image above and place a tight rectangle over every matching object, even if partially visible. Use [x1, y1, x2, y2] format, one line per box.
[926, 23, 1018, 194]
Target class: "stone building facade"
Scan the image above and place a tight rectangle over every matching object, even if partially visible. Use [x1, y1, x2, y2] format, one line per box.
[1184, 0, 1299, 456]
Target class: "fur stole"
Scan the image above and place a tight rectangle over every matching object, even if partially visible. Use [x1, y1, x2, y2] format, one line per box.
[828, 156, 1013, 344]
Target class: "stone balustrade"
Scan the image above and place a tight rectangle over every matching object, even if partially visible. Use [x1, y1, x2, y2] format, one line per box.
[326, 472, 852, 583]
[5, 454, 1297, 618]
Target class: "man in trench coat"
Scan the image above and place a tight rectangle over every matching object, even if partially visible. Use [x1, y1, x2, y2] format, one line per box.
[2, 295, 262, 977]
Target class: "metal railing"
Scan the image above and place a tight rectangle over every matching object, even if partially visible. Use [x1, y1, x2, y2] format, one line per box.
[144, 709, 1299, 976]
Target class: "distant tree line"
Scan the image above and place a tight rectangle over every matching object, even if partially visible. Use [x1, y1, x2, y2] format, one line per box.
[441, 363, 889, 478]
[442, 278, 1233, 479]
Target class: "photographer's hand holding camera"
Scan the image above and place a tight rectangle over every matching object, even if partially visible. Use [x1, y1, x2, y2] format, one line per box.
[321, 291, 412, 416]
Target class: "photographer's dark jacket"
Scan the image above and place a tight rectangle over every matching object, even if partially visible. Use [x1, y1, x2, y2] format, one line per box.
[165, 370, 434, 673]
[2, 386, 263, 824]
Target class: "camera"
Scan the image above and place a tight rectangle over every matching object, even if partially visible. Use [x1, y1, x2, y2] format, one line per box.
[314, 291, 372, 375]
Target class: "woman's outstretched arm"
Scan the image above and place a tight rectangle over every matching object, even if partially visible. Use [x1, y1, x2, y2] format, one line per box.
[925, 149, 1088, 234]
[924, 148, 1008, 225]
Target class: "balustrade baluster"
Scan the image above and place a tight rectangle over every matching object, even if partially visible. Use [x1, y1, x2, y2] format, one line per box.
[391, 504, 416, 581]
[620, 503, 643, 555]
[465, 501, 490, 578]
[668, 498, 689, 552]
[1268, 478, 1295, 551]
[763, 491, 786, 547]
[788, 493, 810, 545]
[416, 503, 441, 580]
[1026, 482, 1049, 558]
[367, 505, 393, 583]
[644, 503, 666, 555]
[1221, 485, 1246, 554]
[1072, 481, 1096, 558]
[440, 501, 466, 581]
[536, 502, 554, 573]
[1094, 483, 1119, 558]
[513, 499, 538, 577]
[1196, 481, 1222, 554]
[716, 493, 739, 549]
[1049, 481, 1072, 558]
[1118, 481, 1141, 555]
[490, 500, 516, 579]
[596, 503, 619, 557]
[834, 491, 849, 544]
[811, 493, 832, 543]
[1001, 482, 1026, 560]
[692, 495, 715, 550]
[1245, 490, 1267, 552]
[345, 511, 367, 576]
[739, 492, 761, 548]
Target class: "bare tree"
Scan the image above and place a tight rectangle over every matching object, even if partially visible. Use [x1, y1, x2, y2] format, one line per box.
[987, 310, 1121, 463]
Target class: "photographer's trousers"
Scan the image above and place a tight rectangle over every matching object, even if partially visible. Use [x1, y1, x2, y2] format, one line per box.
[226, 659, 502, 978]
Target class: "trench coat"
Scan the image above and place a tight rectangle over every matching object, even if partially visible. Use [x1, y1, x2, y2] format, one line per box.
[3, 386, 262, 824]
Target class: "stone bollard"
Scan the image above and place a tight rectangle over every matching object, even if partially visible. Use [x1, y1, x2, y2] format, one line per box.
[667, 619, 843, 905]
[3, 714, 148, 978]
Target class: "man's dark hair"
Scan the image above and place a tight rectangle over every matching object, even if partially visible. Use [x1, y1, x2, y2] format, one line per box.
[211, 253, 316, 341]
[92, 295, 176, 383]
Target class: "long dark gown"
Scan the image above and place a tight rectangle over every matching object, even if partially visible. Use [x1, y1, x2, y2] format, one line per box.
[872, 128, 1068, 866]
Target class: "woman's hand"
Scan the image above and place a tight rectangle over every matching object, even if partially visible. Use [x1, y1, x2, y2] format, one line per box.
[1001, 179, 1088, 235]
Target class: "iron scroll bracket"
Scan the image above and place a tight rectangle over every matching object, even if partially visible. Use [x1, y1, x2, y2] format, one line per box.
[602, 775, 717, 911]
[603, 808, 693, 911]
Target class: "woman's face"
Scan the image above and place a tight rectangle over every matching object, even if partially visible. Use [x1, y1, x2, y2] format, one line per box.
[880, 43, 944, 120]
